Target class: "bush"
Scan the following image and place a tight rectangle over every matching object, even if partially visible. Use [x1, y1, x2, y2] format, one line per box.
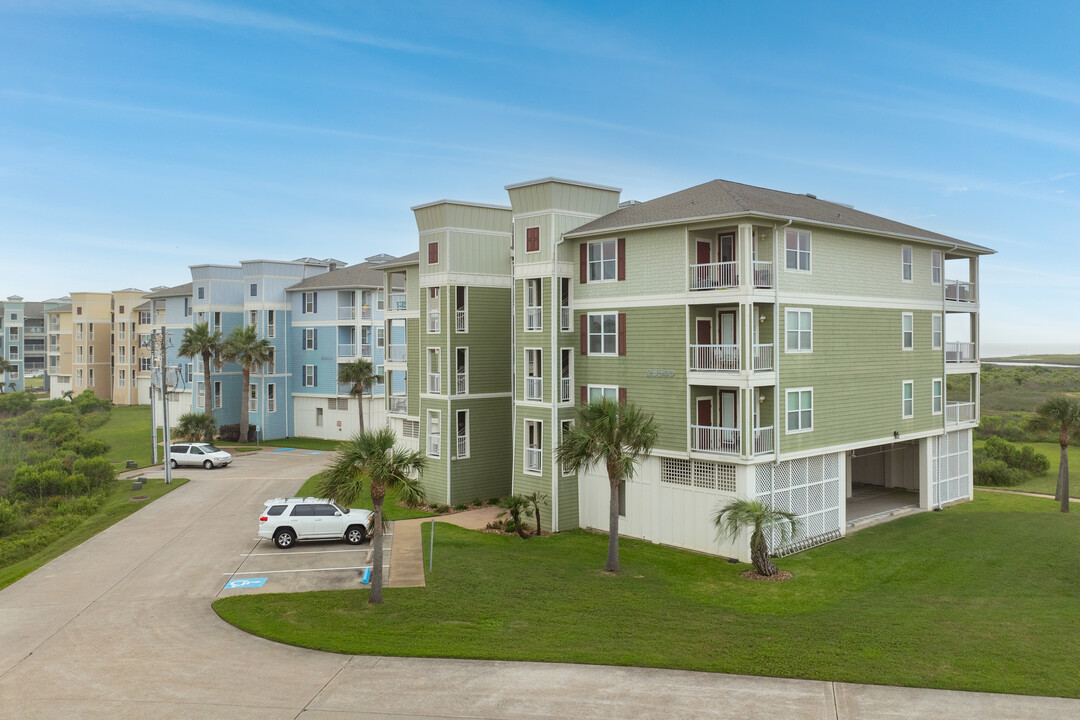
[453, 503, 468, 511]
[487, 497, 501, 506]
[218, 424, 257, 443]
[983, 436, 1051, 476]
[71, 389, 111, 415]
[471, 498, 484, 507]
[73, 457, 116, 491]
[0, 392, 35, 418]
[974, 458, 1027, 487]
[435, 504, 451, 514]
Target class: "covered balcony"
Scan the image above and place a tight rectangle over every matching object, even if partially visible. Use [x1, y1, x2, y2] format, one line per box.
[945, 373, 978, 426]
[688, 304, 774, 374]
[337, 326, 356, 358]
[688, 224, 775, 291]
[689, 386, 774, 457]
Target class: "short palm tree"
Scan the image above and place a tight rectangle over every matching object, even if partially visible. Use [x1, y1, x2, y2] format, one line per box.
[1030, 396, 1080, 513]
[556, 398, 658, 572]
[178, 322, 223, 417]
[714, 498, 798, 577]
[497, 495, 532, 539]
[220, 325, 271, 444]
[317, 428, 426, 604]
[523, 490, 550, 536]
[338, 358, 376, 431]
[0, 358, 12, 392]
[176, 412, 217, 443]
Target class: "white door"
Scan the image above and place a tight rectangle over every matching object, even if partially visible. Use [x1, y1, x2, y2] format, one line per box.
[311, 503, 345, 539]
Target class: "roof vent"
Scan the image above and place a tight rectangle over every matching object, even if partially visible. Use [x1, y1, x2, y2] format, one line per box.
[804, 193, 817, 200]
[365, 253, 396, 265]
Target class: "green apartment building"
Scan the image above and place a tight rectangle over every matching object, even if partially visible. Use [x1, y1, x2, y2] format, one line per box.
[389, 177, 991, 561]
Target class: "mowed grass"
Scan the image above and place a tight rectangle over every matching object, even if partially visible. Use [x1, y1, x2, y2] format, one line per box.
[974, 439, 1080, 497]
[0, 477, 188, 590]
[294, 473, 433, 521]
[264, 437, 342, 452]
[215, 492, 1080, 698]
[87, 405, 156, 468]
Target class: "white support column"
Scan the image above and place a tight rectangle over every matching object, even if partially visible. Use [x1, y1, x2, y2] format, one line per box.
[918, 437, 933, 510]
[738, 223, 753, 288]
[837, 452, 848, 534]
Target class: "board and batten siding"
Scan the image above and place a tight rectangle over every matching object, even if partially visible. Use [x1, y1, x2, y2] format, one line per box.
[778, 305, 942, 454]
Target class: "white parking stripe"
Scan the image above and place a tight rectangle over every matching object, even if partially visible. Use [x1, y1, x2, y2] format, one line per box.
[224, 564, 390, 575]
[242, 548, 371, 557]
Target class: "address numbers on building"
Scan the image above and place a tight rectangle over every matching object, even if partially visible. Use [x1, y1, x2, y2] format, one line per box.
[645, 369, 675, 377]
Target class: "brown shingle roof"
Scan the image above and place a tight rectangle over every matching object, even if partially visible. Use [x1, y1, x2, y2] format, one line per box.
[144, 283, 193, 299]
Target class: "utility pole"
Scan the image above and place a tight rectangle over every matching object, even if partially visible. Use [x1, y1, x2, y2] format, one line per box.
[161, 325, 172, 485]
[149, 331, 159, 466]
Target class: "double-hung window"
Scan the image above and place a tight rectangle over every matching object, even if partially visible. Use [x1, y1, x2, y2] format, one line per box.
[587, 313, 617, 355]
[932, 378, 943, 415]
[587, 240, 617, 282]
[785, 309, 812, 352]
[902, 246, 913, 282]
[427, 348, 441, 394]
[427, 410, 441, 458]
[267, 383, 276, 412]
[931, 250, 942, 285]
[902, 380, 914, 418]
[249, 283, 258, 298]
[525, 279, 542, 331]
[902, 313, 914, 350]
[249, 383, 258, 412]
[932, 314, 942, 350]
[525, 348, 542, 401]
[785, 230, 811, 271]
[303, 292, 317, 314]
[214, 381, 222, 408]
[786, 388, 813, 433]
[427, 287, 441, 333]
[524, 420, 542, 474]
[303, 365, 317, 387]
[267, 311, 275, 338]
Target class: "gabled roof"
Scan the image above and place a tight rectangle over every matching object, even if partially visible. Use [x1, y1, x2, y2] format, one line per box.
[287, 261, 389, 291]
[566, 179, 993, 253]
[144, 282, 193, 299]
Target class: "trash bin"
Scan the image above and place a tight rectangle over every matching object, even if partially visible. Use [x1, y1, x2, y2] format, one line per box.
[125, 460, 138, 470]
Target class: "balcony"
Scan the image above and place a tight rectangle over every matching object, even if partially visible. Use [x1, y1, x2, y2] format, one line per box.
[690, 261, 738, 290]
[361, 305, 373, 320]
[390, 292, 407, 311]
[388, 344, 407, 362]
[428, 435, 441, 458]
[525, 376, 542, 401]
[752, 343, 773, 371]
[560, 377, 571, 403]
[456, 435, 468, 458]
[691, 425, 740, 455]
[456, 310, 466, 332]
[428, 372, 441, 394]
[753, 261, 773, 288]
[525, 447, 542, 473]
[428, 311, 441, 333]
[690, 344, 739, 372]
[752, 426, 774, 455]
[338, 343, 356, 357]
[48, 344, 60, 353]
[945, 279, 976, 303]
[945, 342, 976, 363]
[560, 306, 570, 330]
[945, 401, 976, 424]
[389, 396, 407, 414]
[338, 383, 354, 396]
[360, 343, 372, 358]
[456, 372, 467, 395]
[525, 307, 542, 331]
[338, 307, 356, 321]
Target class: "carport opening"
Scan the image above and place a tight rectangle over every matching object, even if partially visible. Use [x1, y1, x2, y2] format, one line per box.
[848, 441, 920, 524]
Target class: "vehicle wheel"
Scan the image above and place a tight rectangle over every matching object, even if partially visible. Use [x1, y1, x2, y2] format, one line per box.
[169, 459, 178, 469]
[274, 529, 296, 549]
[345, 525, 367, 545]
[203, 460, 214, 470]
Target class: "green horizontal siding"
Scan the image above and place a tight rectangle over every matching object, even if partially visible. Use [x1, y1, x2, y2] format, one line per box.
[448, 397, 512, 505]
[453, 286, 511, 396]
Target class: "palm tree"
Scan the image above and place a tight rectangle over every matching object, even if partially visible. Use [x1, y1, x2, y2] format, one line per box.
[556, 398, 659, 572]
[714, 498, 798, 577]
[178, 322, 223, 417]
[176, 412, 217, 443]
[1030, 396, 1080, 513]
[523, 490, 550, 536]
[497, 495, 532, 539]
[220, 325, 271, 444]
[338, 358, 376, 431]
[0, 358, 12, 393]
[317, 428, 426, 604]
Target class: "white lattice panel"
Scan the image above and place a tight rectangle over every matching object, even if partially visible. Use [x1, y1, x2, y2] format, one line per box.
[661, 458, 736, 494]
[756, 453, 843, 555]
[932, 430, 971, 506]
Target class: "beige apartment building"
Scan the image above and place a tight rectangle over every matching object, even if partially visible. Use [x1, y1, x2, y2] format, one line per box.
[46, 302, 73, 399]
[110, 289, 146, 405]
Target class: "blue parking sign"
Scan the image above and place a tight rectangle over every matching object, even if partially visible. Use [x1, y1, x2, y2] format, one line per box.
[224, 577, 267, 590]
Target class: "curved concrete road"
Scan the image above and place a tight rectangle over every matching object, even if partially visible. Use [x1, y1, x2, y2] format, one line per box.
[1, 450, 1076, 719]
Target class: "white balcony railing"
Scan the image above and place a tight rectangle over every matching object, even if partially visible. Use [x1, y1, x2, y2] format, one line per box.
[945, 401, 976, 424]
[690, 344, 739, 371]
[360, 343, 372, 358]
[338, 343, 356, 357]
[428, 310, 441, 333]
[361, 305, 373, 320]
[560, 306, 570, 330]
[690, 261, 738, 290]
[456, 310, 466, 332]
[945, 279, 976, 303]
[945, 342, 976, 363]
[525, 447, 542, 473]
[337, 307, 356, 320]
[560, 377, 571, 403]
[456, 435, 468, 458]
[338, 383, 353, 396]
[456, 372, 467, 395]
[428, 435, 441, 458]
[526, 376, 542, 401]
[389, 396, 407, 414]
[390, 292, 407, 311]
[753, 426, 774, 455]
[388, 344, 407, 362]
[428, 372, 441, 394]
[525, 307, 542, 330]
[752, 343, 773, 371]
[691, 425, 740, 455]
[753, 261, 773, 288]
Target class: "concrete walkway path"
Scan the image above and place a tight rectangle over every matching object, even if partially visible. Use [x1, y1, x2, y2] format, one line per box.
[389, 506, 501, 587]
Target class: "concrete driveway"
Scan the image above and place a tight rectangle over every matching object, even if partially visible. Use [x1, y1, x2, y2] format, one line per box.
[1, 449, 1078, 719]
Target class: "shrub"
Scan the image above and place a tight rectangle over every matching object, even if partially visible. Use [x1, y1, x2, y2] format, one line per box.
[436, 504, 451, 514]
[62, 438, 109, 458]
[427, 503, 439, 510]
[73, 457, 116, 491]
[974, 458, 1027, 487]
[471, 498, 483, 507]
[217, 424, 257, 443]
[177, 412, 217, 443]
[10, 463, 67, 503]
[453, 503, 468, 511]
[487, 497, 501, 506]
[71, 389, 111, 415]
[983, 436, 1051, 476]
[0, 392, 35, 418]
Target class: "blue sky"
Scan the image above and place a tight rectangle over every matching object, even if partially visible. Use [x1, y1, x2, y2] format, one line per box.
[1, 1, 1077, 349]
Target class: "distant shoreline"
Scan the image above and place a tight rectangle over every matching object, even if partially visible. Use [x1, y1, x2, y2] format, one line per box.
[983, 354, 1080, 367]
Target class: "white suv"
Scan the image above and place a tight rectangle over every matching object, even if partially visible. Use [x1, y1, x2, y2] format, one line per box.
[258, 497, 374, 549]
[168, 442, 232, 469]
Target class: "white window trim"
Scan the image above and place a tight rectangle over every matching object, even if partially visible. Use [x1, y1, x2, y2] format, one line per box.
[587, 311, 618, 357]
[784, 308, 813, 354]
[455, 409, 470, 460]
[427, 347, 441, 395]
[455, 286, 468, 333]
[901, 245, 913, 283]
[785, 387, 814, 434]
[305, 328, 316, 350]
[524, 279, 543, 332]
[932, 378, 943, 416]
[303, 364, 316, 387]
[902, 380, 914, 419]
[427, 409, 441, 459]
[559, 347, 573, 403]
[561, 419, 574, 476]
[427, 287, 441, 334]
[586, 239, 618, 284]
[587, 384, 619, 402]
[902, 312, 914, 351]
[784, 230, 812, 274]
[267, 383, 277, 413]
[376, 327, 385, 348]
[524, 347, 542, 401]
[455, 348, 468, 395]
[931, 250, 943, 285]
[931, 313, 942, 350]
[523, 419, 543, 476]
[214, 381, 223, 408]
[249, 383, 258, 413]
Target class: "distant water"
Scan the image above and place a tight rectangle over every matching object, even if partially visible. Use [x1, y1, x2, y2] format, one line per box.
[981, 342, 1080, 358]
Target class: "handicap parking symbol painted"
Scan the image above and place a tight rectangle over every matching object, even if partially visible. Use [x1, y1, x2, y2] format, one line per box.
[224, 577, 268, 590]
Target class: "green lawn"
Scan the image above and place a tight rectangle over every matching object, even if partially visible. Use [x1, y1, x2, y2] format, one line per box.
[294, 473, 433, 521]
[0, 476, 188, 590]
[215, 492, 1080, 698]
[88, 405, 156, 469]
[264, 437, 342, 451]
[974, 439, 1080, 496]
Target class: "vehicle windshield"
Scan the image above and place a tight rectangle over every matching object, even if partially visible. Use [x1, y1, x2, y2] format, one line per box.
[201, 445, 223, 453]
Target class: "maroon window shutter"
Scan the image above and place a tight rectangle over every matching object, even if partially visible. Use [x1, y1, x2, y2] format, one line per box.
[618, 388, 627, 405]
[617, 238, 626, 281]
[581, 385, 588, 405]
[526, 227, 540, 253]
[617, 313, 626, 356]
[428, 241, 439, 264]
[580, 314, 588, 355]
[579, 244, 587, 283]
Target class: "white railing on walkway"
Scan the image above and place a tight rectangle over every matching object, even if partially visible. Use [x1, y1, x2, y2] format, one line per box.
[428, 435, 440, 458]
[456, 310, 466, 332]
[560, 306, 570, 330]
[428, 372, 441, 394]
[691, 425, 740, 455]
[525, 307, 542, 331]
[560, 377, 571, 403]
[337, 344, 355, 357]
[690, 261, 738, 290]
[360, 343, 372, 358]
[388, 344, 406, 362]
[945, 279, 976, 303]
[752, 343, 773, 371]
[526, 376, 543, 401]
[753, 261, 773, 288]
[361, 305, 373, 320]
[456, 372, 467, 395]
[753, 426, 774, 455]
[457, 435, 468, 458]
[690, 344, 739, 371]
[525, 447, 542, 473]
[945, 402, 976, 424]
[337, 307, 355, 320]
[945, 342, 976, 363]
[390, 292, 407, 311]
[389, 396, 407, 414]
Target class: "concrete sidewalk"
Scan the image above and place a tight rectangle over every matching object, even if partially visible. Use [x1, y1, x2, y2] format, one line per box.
[389, 506, 501, 587]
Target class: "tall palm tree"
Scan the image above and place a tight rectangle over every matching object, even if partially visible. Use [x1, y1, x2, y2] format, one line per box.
[178, 322, 223, 417]
[714, 498, 798, 577]
[220, 325, 271, 444]
[0, 358, 12, 393]
[338, 358, 376, 431]
[1031, 396, 1080, 513]
[176, 412, 217, 443]
[317, 428, 426, 604]
[556, 398, 658, 572]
